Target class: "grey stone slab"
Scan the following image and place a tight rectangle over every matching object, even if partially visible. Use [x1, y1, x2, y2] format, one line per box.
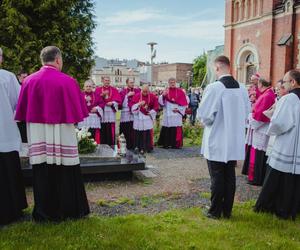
[133, 169, 157, 180]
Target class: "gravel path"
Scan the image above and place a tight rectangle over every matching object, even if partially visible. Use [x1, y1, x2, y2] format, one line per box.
[25, 147, 262, 216]
[86, 147, 209, 202]
[90, 176, 261, 216]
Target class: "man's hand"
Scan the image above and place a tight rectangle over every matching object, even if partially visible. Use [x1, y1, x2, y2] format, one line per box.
[90, 107, 97, 113]
[101, 90, 108, 97]
[173, 108, 179, 113]
[127, 91, 135, 97]
[163, 90, 168, 97]
[106, 102, 113, 107]
[139, 100, 146, 106]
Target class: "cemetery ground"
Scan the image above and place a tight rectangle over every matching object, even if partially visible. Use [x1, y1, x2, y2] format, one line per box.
[1, 145, 300, 249]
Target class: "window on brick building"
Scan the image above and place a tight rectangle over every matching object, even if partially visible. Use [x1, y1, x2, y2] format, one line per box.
[245, 0, 250, 19]
[253, 0, 258, 17]
[241, 0, 245, 20]
[235, 1, 240, 22]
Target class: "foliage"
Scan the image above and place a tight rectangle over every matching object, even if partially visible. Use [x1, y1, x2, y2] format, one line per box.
[180, 81, 189, 91]
[154, 117, 203, 147]
[182, 123, 203, 147]
[193, 53, 207, 87]
[1, 202, 300, 249]
[0, 0, 96, 83]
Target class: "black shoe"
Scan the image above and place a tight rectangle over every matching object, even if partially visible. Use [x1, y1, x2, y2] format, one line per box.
[202, 209, 220, 220]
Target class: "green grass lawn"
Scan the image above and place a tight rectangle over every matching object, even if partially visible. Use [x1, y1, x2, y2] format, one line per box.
[1, 202, 300, 250]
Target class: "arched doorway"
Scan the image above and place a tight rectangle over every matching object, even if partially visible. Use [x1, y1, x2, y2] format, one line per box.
[235, 44, 259, 85]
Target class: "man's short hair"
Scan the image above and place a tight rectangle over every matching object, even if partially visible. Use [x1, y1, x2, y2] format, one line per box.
[214, 55, 230, 67]
[288, 70, 300, 85]
[259, 78, 271, 87]
[168, 77, 176, 82]
[40, 46, 61, 64]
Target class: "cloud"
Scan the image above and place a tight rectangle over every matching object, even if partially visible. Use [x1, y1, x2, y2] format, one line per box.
[102, 8, 164, 26]
[107, 19, 224, 40]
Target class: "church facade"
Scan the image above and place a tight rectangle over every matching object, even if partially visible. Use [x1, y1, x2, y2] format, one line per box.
[225, 0, 300, 84]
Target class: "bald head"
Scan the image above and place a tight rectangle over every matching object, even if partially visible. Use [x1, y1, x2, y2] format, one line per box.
[142, 84, 149, 95]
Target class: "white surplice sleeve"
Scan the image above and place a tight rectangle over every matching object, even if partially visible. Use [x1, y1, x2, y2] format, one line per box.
[158, 95, 165, 106]
[122, 95, 129, 108]
[267, 96, 295, 136]
[149, 110, 157, 121]
[8, 73, 20, 111]
[131, 103, 140, 115]
[96, 106, 104, 119]
[112, 101, 118, 111]
[241, 85, 251, 117]
[197, 83, 222, 126]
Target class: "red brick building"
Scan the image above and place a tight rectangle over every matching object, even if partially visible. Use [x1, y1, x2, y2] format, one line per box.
[225, 0, 300, 84]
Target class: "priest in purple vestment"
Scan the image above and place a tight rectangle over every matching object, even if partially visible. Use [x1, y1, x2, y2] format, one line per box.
[130, 84, 159, 154]
[157, 78, 188, 149]
[15, 46, 90, 222]
[95, 77, 121, 147]
[119, 78, 141, 149]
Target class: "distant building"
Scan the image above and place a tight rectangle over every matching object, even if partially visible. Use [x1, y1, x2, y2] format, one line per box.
[225, 0, 300, 84]
[138, 65, 152, 84]
[152, 63, 193, 86]
[91, 57, 140, 87]
[91, 57, 193, 88]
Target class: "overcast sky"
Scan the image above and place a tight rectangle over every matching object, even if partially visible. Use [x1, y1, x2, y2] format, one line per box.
[93, 0, 225, 63]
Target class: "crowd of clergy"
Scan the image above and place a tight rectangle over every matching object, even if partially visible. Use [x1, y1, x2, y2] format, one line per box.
[0, 45, 299, 226]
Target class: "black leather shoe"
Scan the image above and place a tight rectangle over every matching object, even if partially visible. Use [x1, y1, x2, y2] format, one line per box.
[203, 210, 220, 220]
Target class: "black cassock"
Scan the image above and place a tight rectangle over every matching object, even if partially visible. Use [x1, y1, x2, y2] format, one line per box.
[0, 151, 27, 225]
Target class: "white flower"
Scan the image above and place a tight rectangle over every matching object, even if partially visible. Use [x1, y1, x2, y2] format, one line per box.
[93, 142, 97, 145]
[87, 132, 92, 137]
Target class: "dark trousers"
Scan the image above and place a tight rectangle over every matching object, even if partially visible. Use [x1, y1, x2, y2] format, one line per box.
[189, 106, 198, 125]
[207, 160, 236, 218]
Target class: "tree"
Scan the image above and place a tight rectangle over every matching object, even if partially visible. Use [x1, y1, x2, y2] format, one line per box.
[0, 0, 96, 83]
[192, 53, 207, 87]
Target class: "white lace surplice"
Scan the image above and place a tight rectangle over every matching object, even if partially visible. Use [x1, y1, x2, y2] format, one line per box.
[27, 123, 79, 166]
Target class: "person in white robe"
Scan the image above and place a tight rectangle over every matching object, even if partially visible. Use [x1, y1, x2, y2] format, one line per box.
[255, 70, 300, 220]
[197, 56, 250, 219]
[0, 47, 27, 225]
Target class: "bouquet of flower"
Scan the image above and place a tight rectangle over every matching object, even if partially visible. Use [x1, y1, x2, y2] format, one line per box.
[75, 127, 97, 154]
